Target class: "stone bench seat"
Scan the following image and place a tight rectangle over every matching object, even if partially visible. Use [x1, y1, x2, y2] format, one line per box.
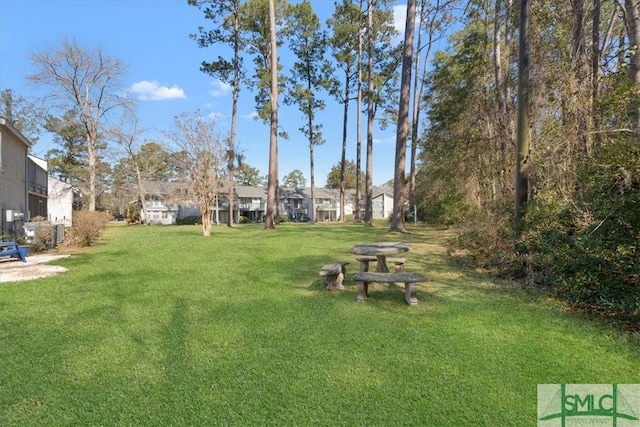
[319, 261, 349, 290]
[351, 271, 426, 305]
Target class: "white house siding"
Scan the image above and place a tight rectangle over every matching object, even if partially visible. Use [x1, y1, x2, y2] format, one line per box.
[48, 177, 73, 227]
[372, 192, 393, 219]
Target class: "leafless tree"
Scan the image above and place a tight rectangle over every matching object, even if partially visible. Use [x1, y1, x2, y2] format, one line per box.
[27, 38, 131, 211]
[107, 112, 170, 224]
[164, 112, 227, 236]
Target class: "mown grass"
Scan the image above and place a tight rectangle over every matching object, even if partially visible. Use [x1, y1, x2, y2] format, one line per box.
[0, 222, 638, 426]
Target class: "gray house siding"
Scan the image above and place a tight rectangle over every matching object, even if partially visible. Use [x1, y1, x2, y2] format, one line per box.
[0, 117, 31, 236]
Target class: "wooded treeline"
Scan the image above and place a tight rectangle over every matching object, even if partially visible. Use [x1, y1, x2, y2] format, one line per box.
[419, 0, 639, 327]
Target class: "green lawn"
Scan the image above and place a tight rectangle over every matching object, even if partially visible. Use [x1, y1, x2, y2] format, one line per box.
[1, 223, 638, 426]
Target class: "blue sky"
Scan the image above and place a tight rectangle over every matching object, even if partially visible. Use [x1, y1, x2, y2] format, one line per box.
[0, 0, 408, 187]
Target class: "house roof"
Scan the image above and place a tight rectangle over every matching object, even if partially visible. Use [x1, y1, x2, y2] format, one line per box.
[298, 187, 358, 201]
[372, 185, 394, 198]
[139, 182, 364, 203]
[235, 185, 267, 198]
[0, 116, 32, 148]
[141, 181, 189, 195]
[27, 154, 47, 170]
[279, 187, 303, 199]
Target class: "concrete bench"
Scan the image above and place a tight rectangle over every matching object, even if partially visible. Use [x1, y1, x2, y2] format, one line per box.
[352, 272, 426, 305]
[319, 261, 349, 290]
[356, 256, 406, 273]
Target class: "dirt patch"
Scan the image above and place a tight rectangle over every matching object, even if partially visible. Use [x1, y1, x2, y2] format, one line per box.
[0, 254, 71, 282]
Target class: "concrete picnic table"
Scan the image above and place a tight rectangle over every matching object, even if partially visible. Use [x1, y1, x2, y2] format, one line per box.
[349, 242, 411, 273]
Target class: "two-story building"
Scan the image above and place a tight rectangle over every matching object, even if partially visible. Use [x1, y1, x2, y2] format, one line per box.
[27, 155, 48, 219]
[0, 117, 31, 236]
[235, 186, 266, 223]
[372, 189, 394, 220]
[1, 118, 73, 243]
[279, 187, 307, 221]
[139, 181, 200, 225]
[138, 182, 373, 224]
[47, 176, 74, 227]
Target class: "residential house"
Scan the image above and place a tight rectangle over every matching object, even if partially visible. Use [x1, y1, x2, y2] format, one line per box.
[297, 187, 358, 222]
[48, 177, 74, 227]
[279, 187, 307, 221]
[29, 155, 76, 227]
[0, 117, 30, 236]
[372, 188, 394, 219]
[139, 181, 200, 225]
[235, 186, 266, 223]
[27, 155, 48, 219]
[137, 181, 372, 224]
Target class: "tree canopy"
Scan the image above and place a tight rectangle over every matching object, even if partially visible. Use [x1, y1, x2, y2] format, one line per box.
[326, 160, 364, 190]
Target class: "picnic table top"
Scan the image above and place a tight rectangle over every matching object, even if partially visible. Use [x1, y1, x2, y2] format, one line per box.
[349, 242, 412, 256]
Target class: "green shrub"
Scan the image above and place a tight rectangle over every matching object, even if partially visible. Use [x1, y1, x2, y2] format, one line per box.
[450, 212, 520, 276]
[418, 193, 477, 225]
[518, 137, 640, 325]
[278, 215, 289, 223]
[176, 216, 200, 225]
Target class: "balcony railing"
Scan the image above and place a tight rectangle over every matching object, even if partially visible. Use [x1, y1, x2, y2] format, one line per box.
[238, 202, 265, 210]
[315, 201, 338, 210]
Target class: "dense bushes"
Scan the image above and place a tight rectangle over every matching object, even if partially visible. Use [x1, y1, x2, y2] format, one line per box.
[546, 138, 640, 325]
[450, 137, 640, 329]
[176, 216, 200, 225]
[65, 211, 112, 247]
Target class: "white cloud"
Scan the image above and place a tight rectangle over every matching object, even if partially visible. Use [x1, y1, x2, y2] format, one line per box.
[394, 4, 406, 35]
[392, 3, 421, 39]
[210, 79, 232, 98]
[128, 80, 186, 101]
[208, 111, 224, 120]
[241, 111, 259, 120]
[373, 136, 395, 145]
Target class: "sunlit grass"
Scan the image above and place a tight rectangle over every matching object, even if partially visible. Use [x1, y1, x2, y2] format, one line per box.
[0, 222, 638, 425]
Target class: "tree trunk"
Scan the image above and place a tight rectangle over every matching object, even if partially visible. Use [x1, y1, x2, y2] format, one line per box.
[202, 210, 211, 236]
[355, 0, 364, 223]
[87, 135, 97, 211]
[390, 0, 416, 233]
[227, 13, 241, 227]
[339, 71, 350, 223]
[365, 0, 374, 225]
[592, 0, 601, 147]
[409, 0, 425, 210]
[494, 0, 513, 191]
[571, 0, 589, 154]
[133, 158, 147, 225]
[624, 0, 640, 133]
[515, 0, 530, 233]
[265, 0, 278, 230]
[310, 144, 316, 223]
